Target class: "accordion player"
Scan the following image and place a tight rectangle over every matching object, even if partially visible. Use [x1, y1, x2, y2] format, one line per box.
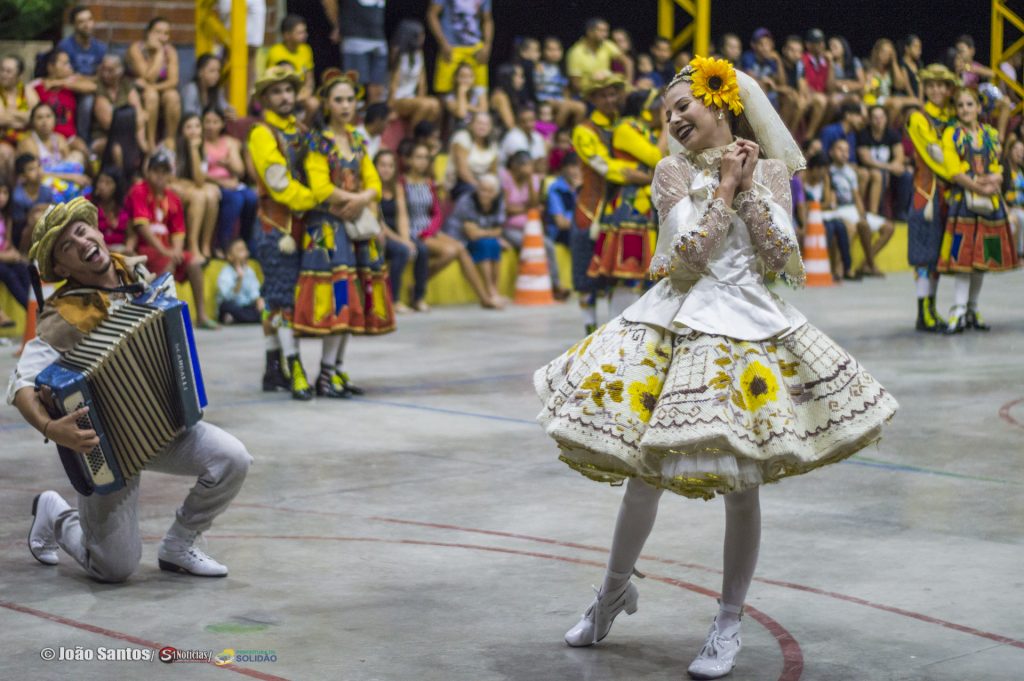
[35, 273, 208, 495]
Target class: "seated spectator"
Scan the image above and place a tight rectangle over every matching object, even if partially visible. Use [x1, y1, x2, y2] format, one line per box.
[412, 120, 446, 184]
[171, 113, 221, 259]
[356, 102, 389, 160]
[57, 6, 106, 143]
[547, 127, 573, 174]
[17, 103, 90, 200]
[740, 28, 780, 107]
[444, 173, 507, 306]
[388, 19, 442, 128]
[0, 55, 38, 176]
[899, 34, 924, 100]
[718, 33, 743, 64]
[216, 238, 263, 324]
[803, 152, 855, 281]
[122, 151, 216, 327]
[818, 101, 865, 179]
[545, 151, 580, 246]
[447, 111, 498, 201]
[515, 37, 540, 104]
[182, 54, 234, 119]
[776, 35, 813, 135]
[0, 174, 31, 326]
[401, 140, 499, 310]
[828, 35, 866, 108]
[500, 150, 567, 299]
[444, 62, 488, 131]
[92, 54, 147, 156]
[535, 37, 585, 129]
[128, 17, 182, 149]
[1002, 138, 1024, 257]
[825, 138, 894, 277]
[500, 104, 547, 173]
[89, 166, 130, 252]
[864, 38, 918, 119]
[634, 53, 659, 89]
[956, 34, 1012, 140]
[266, 15, 317, 118]
[202, 106, 255, 255]
[31, 49, 95, 157]
[649, 37, 676, 86]
[426, 0, 493, 95]
[856, 105, 914, 218]
[566, 18, 622, 96]
[535, 100, 558, 142]
[800, 28, 832, 138]
[375, 149, 414, 313]
[609, 28, 636, 85]
[491, 62, 534, 132]
[98, 105, 144, 183]
[10, 154, 54, 245]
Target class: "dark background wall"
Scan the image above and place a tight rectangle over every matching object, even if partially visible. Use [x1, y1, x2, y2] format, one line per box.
[291, 0, 992, 80]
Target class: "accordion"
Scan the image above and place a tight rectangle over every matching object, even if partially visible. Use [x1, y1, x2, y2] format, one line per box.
[35, 275, 208, 495]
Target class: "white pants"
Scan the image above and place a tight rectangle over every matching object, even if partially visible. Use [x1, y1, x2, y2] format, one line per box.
[53, 422, 252, 582]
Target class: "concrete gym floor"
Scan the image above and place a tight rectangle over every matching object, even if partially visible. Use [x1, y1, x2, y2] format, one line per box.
[0, 270, 1022, 681]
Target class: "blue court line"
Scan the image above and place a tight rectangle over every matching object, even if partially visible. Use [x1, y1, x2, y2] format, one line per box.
[2, 374, 1018, 486]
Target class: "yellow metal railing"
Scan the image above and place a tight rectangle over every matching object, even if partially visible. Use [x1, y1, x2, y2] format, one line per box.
[195, 0, 249, 114]
[658, 0, 711, 58]
[992, 0, 1024, 115]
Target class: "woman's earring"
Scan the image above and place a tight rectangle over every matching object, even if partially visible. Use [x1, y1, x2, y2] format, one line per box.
[718, 111, 725, 121]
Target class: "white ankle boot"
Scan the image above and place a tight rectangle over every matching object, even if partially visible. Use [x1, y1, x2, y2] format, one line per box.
[28, 491, 70, 566]
[688, 605, 743, 679]
[564, 569, 640, 647]
[157, 526, 228, 577]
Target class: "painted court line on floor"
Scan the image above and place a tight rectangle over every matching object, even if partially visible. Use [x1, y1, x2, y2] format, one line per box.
[0, 600, 291, 680]
[998, 397, 1024, 431]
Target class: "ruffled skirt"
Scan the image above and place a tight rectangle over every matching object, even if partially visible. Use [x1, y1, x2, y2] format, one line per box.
[535, 317, 898, 499]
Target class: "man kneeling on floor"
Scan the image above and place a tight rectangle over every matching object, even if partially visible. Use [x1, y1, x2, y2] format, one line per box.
[7, 198, 252, 582]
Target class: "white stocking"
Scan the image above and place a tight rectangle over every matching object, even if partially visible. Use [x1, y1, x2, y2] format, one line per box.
[602, 478, 663, 594]
[334, 333, 350, 371]
[321, 335, 343, 372]
[928, 272, 940, 297]
[609, 286, 641, 319]
[719, 486, 761, 628]
[950, 273, 970, 317]
[914, 273, 930, 298]
[967, 272, 984, 310]
[276, 325, 297, 358]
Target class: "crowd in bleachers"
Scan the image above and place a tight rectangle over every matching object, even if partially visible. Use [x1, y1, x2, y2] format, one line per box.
[1, 1, 1023, 331]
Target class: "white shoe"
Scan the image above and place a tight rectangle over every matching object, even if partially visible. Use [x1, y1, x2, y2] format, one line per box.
[564, 575, 639, 647]
[158, 533, 228, 577]
[688, 614, 742, 679]
[28, 491, 69, 566]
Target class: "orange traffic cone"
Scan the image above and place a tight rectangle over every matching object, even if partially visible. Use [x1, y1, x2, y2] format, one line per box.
[513, 208, 555, 306]
[803, 200, 833, 287]
[14, 298, 38, 357]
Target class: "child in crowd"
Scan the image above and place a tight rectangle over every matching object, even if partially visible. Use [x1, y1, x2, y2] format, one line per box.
[803, 152, 856, 281]
[634, 53, 660, 88]
[121, 151, 216, 328]
[216, 238, 263, 324]
[825, 138, 893, 277]
[266, 15, 317, 117]
[10, 154, 54, 246]
[547, 127, 573, 174]
[545, 152, 581, 247]
[445, 62, 488, 131]
[535, 101, 558, 142]
[535, 36, 585, 128]
[89, 166, 130, 252]
[356, 103, 390, 160]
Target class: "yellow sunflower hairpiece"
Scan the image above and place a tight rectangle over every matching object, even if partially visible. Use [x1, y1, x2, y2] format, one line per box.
[685, 56, 744, 116]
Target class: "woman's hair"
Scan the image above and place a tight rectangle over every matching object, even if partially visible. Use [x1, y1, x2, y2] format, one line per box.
[28, 102, 55, 128]
[202, 104, 226, 130]
[100, 106, 143, 180]
[495, 62, 532, 115]
[373, 149, 398, 188]
[96, 165, 127, 206]
[0, 171, 14, 224]
[622, 89, 659, 118]
[193, 53, 223, 108]
[831, 35, 856, 78]
[145, 17, 168, 36]
[506, 149, 532, 170]
[900, 34, 920, 57]
[317, 78, 357, 128]
[954, 86, 981, 105]
[870, 38, 896, 71]
[175, 113, 203, 179]
[45, 49, 70, 75]
[392, 19, 425, 69]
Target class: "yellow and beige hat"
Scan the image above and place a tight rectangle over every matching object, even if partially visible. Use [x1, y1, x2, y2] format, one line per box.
[254, 65, 303, 98]
[28, 197, 98, 282]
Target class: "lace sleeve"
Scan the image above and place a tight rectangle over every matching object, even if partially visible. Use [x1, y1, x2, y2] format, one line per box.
[651, 155, 694, 218]
[735, 159, 799, 273]
[671, 198, 732, 272]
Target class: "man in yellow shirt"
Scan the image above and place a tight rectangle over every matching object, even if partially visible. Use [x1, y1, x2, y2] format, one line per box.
[265, 15, 317, 117]
[566, 18, 623, 97]
[427, 0, 493, 94]
[571, 71, 652, 335]
[248, 66, 319, 400]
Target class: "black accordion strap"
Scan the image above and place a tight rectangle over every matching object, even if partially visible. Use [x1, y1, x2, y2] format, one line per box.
[28, 264, 45, 309]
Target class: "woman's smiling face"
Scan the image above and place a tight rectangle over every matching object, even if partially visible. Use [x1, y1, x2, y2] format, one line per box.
[664, 80, 727, 151]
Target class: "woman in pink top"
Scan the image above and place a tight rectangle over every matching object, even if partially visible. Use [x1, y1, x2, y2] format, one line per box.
[127, 17, 181, 150]
[202, 106, 256, 257]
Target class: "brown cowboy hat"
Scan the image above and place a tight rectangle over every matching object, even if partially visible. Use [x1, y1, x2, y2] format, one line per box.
[254, 65, 303, 98]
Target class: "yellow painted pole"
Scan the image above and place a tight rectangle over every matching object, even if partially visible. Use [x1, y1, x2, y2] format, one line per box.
[228, 0, 248, 113]
[992, 0, 1003, 74]
[658, 0, 673, 40]
[694, 0, 711, 58]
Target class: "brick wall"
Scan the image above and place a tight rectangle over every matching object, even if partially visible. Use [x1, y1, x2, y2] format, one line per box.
[87, 0, 276, 50]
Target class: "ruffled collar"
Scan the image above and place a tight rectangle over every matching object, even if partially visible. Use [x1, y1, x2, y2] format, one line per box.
[684, 139, 739, 171]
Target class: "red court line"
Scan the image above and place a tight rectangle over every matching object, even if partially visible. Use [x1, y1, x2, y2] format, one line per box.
[207, 533, 804, 681]
[998, 398, 1024, 431]
[368, 516, 1024, 651]
[0, 600, 291, 681]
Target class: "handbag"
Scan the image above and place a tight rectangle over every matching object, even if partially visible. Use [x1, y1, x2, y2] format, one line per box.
[965, 191, 996, 216]
[344, 206, 382, 240]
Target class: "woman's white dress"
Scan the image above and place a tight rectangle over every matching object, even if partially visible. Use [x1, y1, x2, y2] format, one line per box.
[535, 143, 899, 499]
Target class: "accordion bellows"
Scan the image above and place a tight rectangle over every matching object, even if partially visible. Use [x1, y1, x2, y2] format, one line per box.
[36, 278, 206, 495]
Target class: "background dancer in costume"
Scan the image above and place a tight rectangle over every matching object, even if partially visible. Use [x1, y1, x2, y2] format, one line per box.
[936, 88, 1019, 333]
[535, 58, 898, 679]
[571, 71, 652, 335]
[248, 66, 319, 400]
[9, 198, 251, 581]
[906, 64, 958, 332]
[296, 70, 394, 398]
[587, 87, 665, 318]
